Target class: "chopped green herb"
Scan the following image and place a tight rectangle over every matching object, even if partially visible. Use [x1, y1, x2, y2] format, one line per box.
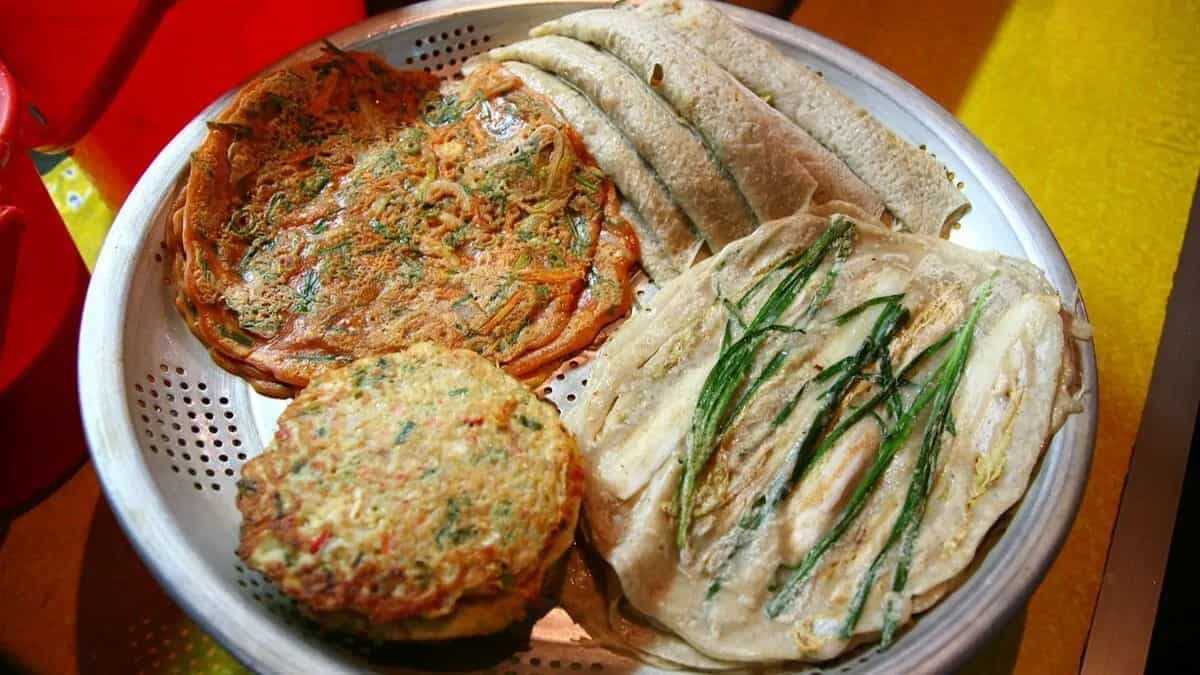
[370, 219, 412, 246]
[317, 241, 351, 257]
[448, 387, 469, 397]
[568, 214, 592, 257]
[424, 96, 463, 127]
[218, 324, 254, 347]
[228, 207, 260, 241]
[303, 159, 331, 197]
[394, 420, 416, 444]
[575, 172, 599, 193]
[293, 268, 321, 313]
[435, 496, 477, 548]
[443, 224, 470, 248]
[265, 193, 291, 226]
[517, 415, 543, 431]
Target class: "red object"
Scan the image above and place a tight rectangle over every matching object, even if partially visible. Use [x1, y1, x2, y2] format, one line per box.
[0, 0, 364, 514]
[0, 61, 90, 514]
[0, 0, 366, 206]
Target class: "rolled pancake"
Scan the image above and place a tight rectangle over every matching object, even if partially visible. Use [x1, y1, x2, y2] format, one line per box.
[565, 213, 1083, 662]
[487, 36, 754, 251]
[499, 61, 701, 281]
[531, 10, 886, 222]
[632, 0, 969, 236]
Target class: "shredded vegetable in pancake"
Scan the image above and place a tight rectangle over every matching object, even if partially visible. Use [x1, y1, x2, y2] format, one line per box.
[170, 48, 638, 397]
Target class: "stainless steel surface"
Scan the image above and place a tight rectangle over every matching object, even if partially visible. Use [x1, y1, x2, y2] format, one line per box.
[1080, 178, 1200, 675]
[76, 1, 1099, 673]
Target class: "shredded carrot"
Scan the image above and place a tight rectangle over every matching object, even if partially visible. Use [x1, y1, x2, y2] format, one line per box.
[480, 287, 526, 334]
[518, 269, 581, 284]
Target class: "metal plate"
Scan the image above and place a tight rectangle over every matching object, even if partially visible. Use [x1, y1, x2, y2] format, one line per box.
[77, 1, 1098, 673]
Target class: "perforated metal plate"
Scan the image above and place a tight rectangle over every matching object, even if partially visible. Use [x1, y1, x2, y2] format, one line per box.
[78, 1, 1098, 673]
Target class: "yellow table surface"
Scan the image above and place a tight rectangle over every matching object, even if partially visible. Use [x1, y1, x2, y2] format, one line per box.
[3, 0, 1198, 673]
[792, 0, 1198, 671]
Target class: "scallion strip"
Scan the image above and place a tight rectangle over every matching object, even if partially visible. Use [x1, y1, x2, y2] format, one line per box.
[676, 218, 853, 548]
[877, 280, 992, 645]
[768, 281, 991, 621]
[834, 294, 905, 326]
[705, 298, 906, 597]
[764, 356, 949, 618]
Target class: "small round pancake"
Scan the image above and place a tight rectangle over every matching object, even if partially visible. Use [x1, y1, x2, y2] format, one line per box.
[236, 343, 584, 640]
[169, 46, 637, 398]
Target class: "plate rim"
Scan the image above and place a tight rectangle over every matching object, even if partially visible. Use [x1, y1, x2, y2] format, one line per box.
[77, 2, 1099, 673]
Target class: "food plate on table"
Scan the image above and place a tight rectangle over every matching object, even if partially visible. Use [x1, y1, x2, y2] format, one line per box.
[78, 1, 1097, 673]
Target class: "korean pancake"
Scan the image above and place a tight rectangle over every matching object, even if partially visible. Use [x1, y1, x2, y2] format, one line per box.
[236, 343, 584, 640]
[169, 47, 637, 397]
[563, 211, 1082, 663]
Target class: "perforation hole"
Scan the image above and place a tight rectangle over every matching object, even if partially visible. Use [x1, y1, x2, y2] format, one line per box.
[133, 366, 249, 494]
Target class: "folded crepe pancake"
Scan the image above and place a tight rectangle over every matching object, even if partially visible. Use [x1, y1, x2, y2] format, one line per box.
[563, 212, 1082, 663]
[530, 10, 887, 223]
[631, 0, 970, 236]
[168, 49, 637, 396]
[497, 61, 702, 281]
[486, 36, 755, 253]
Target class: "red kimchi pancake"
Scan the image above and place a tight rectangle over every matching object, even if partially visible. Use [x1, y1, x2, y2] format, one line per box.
[169, 46, 638, 397]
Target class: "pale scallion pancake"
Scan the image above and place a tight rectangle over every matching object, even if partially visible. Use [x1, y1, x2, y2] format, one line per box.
[564, 212, 1082, 663]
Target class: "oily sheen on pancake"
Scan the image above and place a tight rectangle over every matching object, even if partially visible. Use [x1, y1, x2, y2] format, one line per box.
[563, 212, 1082, 663]
[169, 48, 637, 397]
[237, 344, 584, 640]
